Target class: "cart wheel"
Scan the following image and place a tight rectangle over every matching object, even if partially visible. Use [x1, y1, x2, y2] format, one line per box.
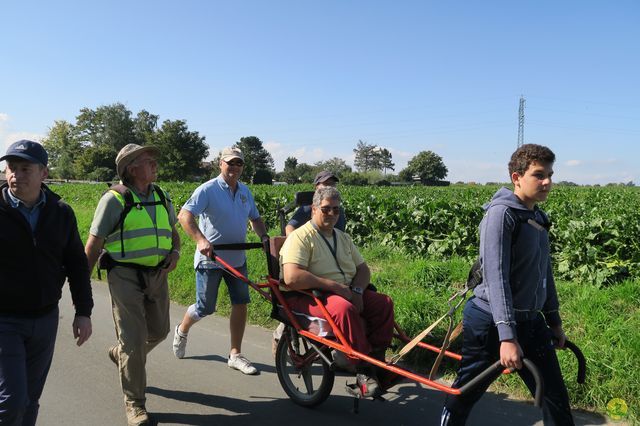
[275, 330, 335, 407]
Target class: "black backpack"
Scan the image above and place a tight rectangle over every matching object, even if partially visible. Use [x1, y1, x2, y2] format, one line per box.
[466, 207, 551, 290]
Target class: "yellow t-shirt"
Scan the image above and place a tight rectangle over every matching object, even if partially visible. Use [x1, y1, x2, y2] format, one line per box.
[280, 221, 365, 286]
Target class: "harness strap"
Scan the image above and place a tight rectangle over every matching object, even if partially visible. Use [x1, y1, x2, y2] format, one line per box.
[136, 268, 147, 291]
[212, 242, 263, 251]
[99, 251, 161, 272]
[390, 287, 468, 365]
[389, 311, 449, 365]
[429, 320, 463, 379]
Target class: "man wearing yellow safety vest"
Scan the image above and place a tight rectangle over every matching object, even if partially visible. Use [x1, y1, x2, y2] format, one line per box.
[85, 144, 181, 426]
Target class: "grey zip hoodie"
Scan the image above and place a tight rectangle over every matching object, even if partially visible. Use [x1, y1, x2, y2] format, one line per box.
[472, 187, 561, 341]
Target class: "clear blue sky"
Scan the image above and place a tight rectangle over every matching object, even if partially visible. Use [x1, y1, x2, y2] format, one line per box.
[2, 1, 638, 184]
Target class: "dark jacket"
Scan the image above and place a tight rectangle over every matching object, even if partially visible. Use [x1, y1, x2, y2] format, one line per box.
[472, 187, 561, 341]
[0, 183, 93, 317]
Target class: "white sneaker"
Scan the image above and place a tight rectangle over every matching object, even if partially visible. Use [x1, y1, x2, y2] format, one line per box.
[228, 353, 258, 375]
[172, 324, 187, 359]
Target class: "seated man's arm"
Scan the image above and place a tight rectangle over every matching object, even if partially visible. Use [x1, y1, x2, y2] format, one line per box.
[350, 262, 370, 292]
[349, 262, 370, 313]
[283, 263, 352, 300]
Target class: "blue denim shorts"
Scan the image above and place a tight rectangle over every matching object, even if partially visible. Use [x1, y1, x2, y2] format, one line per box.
[194, 262, 250, 317]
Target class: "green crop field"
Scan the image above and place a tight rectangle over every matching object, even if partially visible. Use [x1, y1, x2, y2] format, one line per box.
[53, 182, 639, 423]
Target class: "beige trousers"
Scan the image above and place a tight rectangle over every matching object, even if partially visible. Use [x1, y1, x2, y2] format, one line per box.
[107, 265, 170, 407]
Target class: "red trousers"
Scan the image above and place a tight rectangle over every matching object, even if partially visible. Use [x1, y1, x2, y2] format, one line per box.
[286, 289, 394, 356]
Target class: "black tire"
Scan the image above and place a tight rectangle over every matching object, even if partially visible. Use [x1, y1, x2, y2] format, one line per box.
[275, 330, 335, 407]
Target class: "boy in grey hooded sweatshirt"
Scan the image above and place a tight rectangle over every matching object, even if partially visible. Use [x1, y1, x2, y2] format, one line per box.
[441, 144, 574, 425]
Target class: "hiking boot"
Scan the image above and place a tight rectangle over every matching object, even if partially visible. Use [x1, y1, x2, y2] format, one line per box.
[172, 324, 187, 359]
[108, 345, 118, 366]
[228, 353, 258, 375]
[271, 337, 279, 358]
[126, 405, 149, 426]
[356, 373, 382, 398]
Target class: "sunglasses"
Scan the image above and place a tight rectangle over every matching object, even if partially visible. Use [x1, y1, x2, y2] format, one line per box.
[319, 206, 341, 215]
[224, 160, 244, 167]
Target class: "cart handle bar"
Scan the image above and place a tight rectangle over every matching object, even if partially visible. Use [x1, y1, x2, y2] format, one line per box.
[211, 251, 272, 301]
[210, 242, 263, 251]
[562, 339, 586, 384]
[457, 359, 543, 408]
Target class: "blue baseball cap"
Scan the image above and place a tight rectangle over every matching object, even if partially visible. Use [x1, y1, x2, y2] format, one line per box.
[0, 140, 48, 167]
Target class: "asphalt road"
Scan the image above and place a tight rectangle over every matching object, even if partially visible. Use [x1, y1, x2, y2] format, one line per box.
[37, 281, 615, 426]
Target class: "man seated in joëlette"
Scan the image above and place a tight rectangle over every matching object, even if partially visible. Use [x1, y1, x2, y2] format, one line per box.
[279, 186, 394, 398]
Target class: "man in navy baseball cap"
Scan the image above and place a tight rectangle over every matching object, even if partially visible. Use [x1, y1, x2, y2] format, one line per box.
[0, 139, 48, 167]
[313, 170, 339, 185]
[0, 139, 93, 425]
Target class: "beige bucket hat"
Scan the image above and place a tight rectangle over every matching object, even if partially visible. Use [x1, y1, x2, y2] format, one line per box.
[116, 144, 160, 178]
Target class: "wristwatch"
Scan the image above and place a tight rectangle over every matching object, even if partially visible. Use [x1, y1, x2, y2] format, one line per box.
[350, 286, 364, 295]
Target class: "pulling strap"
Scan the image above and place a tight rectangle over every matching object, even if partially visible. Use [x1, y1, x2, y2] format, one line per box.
[211, 242, 263, 251]
[389, 312, 449, 365]
[390, 286, 469, 365]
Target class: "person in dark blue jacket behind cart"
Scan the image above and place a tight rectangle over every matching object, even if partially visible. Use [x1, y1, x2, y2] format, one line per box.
[0, 140, 93, 426]
[441, 144, 574, 425]
[285, 170, 346, 235]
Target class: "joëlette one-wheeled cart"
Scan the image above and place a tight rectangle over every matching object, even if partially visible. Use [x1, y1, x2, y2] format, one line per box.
[209, 191, 586, 412]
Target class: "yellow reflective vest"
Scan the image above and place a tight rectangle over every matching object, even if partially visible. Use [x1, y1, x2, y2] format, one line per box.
[104, 187, 172, 267]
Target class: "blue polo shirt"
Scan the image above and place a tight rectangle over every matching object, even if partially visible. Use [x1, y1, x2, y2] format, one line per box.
[182, 175, 260, 269]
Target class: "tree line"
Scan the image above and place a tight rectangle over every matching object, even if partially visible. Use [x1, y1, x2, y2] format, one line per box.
[278, 140, 447, 186]
[43, 103, 208, 181]
[41, 103, 448, 185]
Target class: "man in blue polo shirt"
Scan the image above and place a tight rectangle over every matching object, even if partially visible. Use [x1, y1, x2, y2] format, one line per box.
[172, 147, 268, 375]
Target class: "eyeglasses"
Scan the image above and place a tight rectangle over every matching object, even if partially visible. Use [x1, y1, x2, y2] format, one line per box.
[319, 206, 340, 215]
[224, 160, 244, 167]
[134, 158, 157, 167]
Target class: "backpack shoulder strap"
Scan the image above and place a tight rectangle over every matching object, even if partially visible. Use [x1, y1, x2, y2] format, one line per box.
[537, 209, 552, 230]
[506, 206, 530, 244]
[152, 184, 169, 216]
[109, 184, 135, 219]
[107, 184, 135, 258]
[466, 257, 483, 290]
